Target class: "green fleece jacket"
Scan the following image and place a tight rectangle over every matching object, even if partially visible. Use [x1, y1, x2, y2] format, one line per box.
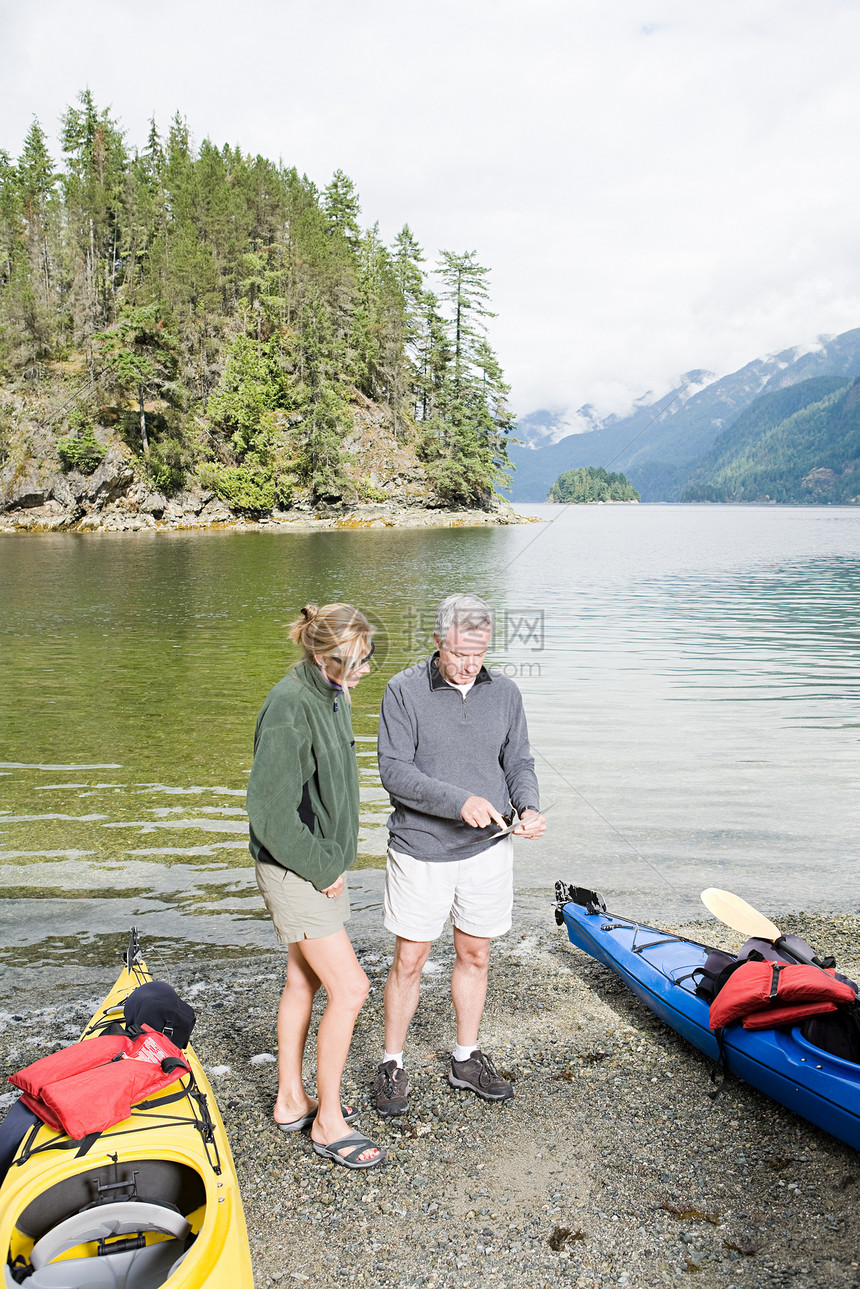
[246, 659, 359, 891]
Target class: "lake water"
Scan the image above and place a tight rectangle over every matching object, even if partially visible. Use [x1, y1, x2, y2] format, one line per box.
[2, 505, 859, 999]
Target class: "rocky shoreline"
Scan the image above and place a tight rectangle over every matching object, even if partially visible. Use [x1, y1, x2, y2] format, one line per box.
[0, 442, 534, 534]
[2, 905, 859, 1288]
[0, 501, 532, 535]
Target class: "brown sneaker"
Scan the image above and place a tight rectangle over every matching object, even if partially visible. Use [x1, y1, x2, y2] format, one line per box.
[448, 1049, 513, 1101]
[374, 1059, 409, 1117]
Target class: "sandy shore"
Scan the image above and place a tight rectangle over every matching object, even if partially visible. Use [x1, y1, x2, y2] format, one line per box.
[2, 903, 859, 1288]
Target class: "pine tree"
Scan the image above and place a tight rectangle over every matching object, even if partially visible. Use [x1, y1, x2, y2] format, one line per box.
[390, 225, 428, 429]
[95, 305, 180, 456]
[18, 118, 56, 242]
[419, 251, 513, 506]
[322, 169, 361, 252]
[11, 119, 59, 362]
[436, 250, 495, 399]
[352, 221, 403, 403]
[294, 287, 351, 500]
[123, 118, 166, 305]
[61, 90, 130, 339]
[0, 149, 19, 289]
[413, 289, 451, 426]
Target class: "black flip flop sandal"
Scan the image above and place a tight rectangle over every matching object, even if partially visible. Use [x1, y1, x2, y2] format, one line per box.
[312, 1130, 386, 1169]
[276, 1104, 360, 1132]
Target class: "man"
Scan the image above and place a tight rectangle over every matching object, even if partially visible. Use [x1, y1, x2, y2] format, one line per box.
[374, 593, 545, 1115]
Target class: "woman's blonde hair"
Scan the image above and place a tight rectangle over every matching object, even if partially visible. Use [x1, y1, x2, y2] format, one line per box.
[289, 603, 374, 700]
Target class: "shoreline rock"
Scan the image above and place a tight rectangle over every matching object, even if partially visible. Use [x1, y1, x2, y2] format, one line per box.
[0, 493, 536, 535]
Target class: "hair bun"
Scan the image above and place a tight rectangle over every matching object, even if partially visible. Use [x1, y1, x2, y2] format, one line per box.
[301, 604, 318, 621]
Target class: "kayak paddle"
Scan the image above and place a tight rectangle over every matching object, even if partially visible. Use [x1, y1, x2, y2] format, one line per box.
[700, 887, 818, 968]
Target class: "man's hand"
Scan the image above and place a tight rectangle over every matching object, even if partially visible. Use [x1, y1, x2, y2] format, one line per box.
[322, 875, 345, 899]
[512, 809, 546, 839]
[461, 796, 507, 829]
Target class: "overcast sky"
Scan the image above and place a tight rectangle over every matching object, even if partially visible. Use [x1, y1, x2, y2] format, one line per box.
[2, 0, 858, 421]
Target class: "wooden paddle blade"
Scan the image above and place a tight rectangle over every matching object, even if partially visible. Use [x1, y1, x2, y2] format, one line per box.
[700, 888, 782, 942]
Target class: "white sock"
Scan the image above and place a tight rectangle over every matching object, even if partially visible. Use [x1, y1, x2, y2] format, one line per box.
[453, 1043, 477, 1063]
[383, 1050, 404, 1068]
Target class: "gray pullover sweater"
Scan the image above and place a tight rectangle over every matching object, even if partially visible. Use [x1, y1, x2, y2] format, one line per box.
[377, 653, 540, 861]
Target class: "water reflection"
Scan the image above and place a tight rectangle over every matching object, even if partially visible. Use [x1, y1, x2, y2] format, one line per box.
[2, 506, 860, 986]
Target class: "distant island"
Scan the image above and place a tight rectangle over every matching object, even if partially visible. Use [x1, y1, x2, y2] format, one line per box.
[548, 466, 639, 504]
[0, 93, 520, 533]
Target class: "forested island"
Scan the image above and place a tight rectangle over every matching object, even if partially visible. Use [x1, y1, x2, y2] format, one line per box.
[0, 93, 519, 531]
[548, 466, 639, 503]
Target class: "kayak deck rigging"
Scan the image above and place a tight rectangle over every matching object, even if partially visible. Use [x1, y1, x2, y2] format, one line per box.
[12, 1069, 223, 1177]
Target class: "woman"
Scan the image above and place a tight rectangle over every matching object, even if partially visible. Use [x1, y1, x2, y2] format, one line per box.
[247, 603, 385, 1169]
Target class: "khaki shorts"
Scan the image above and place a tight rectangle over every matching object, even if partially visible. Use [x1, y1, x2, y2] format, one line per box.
[255, 859, 351, 945]
[383, 835, 514, 941]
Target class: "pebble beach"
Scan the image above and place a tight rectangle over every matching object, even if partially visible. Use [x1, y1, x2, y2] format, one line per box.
[2, 901, 859, 1289]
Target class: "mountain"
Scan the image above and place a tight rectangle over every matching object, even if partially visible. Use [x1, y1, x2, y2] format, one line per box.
[507, 329, 860, 501]
[681, 376, 860, 503]
[515, 405, 606, 448]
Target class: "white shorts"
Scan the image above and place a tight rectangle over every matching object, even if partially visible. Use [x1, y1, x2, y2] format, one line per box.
[383, 835, 514, 941]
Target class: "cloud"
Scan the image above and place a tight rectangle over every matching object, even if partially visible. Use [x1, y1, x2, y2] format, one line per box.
[2, 0, 859, 419]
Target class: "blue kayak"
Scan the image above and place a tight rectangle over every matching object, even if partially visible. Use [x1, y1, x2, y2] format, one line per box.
[554, 882, 860, 1152]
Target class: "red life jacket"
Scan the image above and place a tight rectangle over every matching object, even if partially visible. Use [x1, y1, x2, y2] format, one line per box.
[709, 960, 856, 1033]
[9, 1027, 190, 1140]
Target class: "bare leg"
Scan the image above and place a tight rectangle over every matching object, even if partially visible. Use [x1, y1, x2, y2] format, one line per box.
[451, 927, 491, 1047]
[382, 936, 433, 1054]
[300, 930, 380, 1164]
[273, 943, 321, 1126]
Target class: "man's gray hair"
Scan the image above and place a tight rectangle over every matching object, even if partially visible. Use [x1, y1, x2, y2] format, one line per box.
[434, 594, 495, 645]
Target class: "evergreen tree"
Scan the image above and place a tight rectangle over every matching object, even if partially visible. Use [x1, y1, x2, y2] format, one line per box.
[351, 221, 406, 411]
[294, 287, 351, 500]
[95, 305, 180, 456]
[0, 149, 19, 288]
[18, 118, 56, 242]
[123, 119, 165, 306]
[10, 119, 58, 362]
[390, 224, 427, 430]
[0, 98, 518, 512]
[203, 331, 296, 512]
[419, 251, 513, 506]
[322, 169, 361, 251]
[436, 250, 494, 398]
[61, 90, 130, 337]
[413, 289, 451, 425]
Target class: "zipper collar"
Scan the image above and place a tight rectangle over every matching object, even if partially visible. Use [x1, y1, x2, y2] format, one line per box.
[293, 658, 343, 709]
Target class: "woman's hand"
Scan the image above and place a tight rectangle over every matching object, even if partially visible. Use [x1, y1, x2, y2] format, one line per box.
[322, 875, 345, 899]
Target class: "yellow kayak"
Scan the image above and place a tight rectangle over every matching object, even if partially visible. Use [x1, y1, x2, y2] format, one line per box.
[0, 931, 253, 1288]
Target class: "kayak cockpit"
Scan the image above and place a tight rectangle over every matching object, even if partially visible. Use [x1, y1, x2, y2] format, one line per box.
[5, 1158, 205, 1288]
